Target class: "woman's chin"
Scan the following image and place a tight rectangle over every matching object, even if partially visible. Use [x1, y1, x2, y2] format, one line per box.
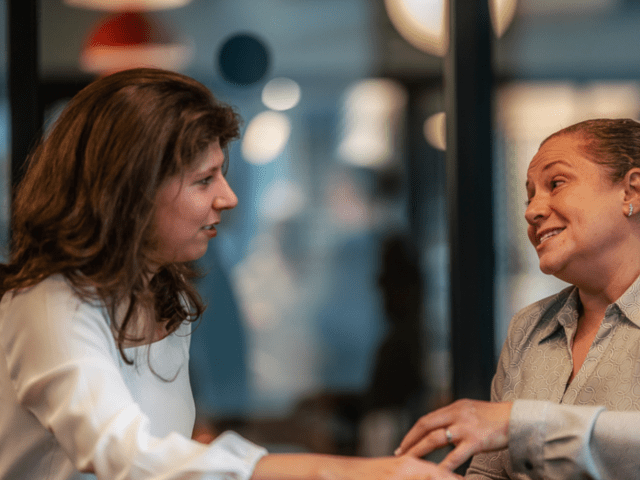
[539, 261, 576, 285]
[538, 257, 564, 277]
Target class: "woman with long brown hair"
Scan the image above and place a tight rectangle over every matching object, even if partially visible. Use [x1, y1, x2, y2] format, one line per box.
[0, 68, 457, 480]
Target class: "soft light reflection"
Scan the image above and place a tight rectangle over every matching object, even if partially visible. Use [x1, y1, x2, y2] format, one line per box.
[338, 78, 407, 168]
[233, 233, 317, 407]
[260, 179, 306, 222]
[489, 0, 517, 38]
[234, 234, 290, 331]
[241, 111, 291, 165]
[499, 83, 640, 142]
[326, 173, 370, 230]
[384, 0, 448, 57]
[497, 83, 578, 141]
[423, 112, 446, 151]
[252, 349, 316, 397]
[581, 83, 640, 119]
[262, 77, 301, 111]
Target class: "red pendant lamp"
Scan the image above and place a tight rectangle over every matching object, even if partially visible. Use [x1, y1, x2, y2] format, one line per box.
[79, 11, 192, 74]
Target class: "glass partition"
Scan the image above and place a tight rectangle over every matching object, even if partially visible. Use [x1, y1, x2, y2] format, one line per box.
[0, 0, 8, 261]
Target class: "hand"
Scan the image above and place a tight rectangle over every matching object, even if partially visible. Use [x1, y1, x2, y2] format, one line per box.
[334, 456, 464, 480]
[395, 399, 513, 471]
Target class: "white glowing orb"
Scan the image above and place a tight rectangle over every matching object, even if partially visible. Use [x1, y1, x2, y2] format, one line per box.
[385, 0, 518, 54]
[262, 78, 301, 111]
[384, 0, 448, 57]
[424, 112, 446, 151]
[338, 78, 407, 168]
[241, 111, 291, 165]
[489, 0, 518, 38]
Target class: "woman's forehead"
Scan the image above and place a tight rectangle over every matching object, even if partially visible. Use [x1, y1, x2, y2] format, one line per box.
[188, 139, 224, 173]
[528, 134, 593, 169]
[525, 135, 608, 189]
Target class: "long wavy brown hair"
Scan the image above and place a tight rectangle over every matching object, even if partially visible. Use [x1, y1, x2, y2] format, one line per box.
[1, 68, 241, 363]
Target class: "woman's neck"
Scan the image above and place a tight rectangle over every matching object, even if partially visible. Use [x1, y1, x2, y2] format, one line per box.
[572, 256, 640, 316]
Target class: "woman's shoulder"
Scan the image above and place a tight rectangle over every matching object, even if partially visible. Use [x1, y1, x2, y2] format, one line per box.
[1, 274, 108, 333]
[513, 285, 574, 318]
[506, 285, 575, 337]
[3, 274, 84, 307]
[1, 274, 120, 367]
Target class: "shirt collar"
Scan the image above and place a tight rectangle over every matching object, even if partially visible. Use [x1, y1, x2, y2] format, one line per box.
[537, 287, 580, 343]
[537, 274, 640, 345]
[614, 273, 640, 329]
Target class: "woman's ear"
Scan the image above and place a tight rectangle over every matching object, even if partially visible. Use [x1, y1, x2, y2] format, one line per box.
[623, 168, 640, 208]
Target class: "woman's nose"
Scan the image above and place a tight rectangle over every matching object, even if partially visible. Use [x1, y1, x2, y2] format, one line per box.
[524, 195, 547, 225]
[213, 178, 238, 211]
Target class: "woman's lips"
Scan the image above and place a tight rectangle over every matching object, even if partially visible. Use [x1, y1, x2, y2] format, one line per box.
[537, 228, 564, 245]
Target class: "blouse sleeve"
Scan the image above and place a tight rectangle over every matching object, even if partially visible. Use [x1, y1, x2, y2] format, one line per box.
[0, 280, 267, 479]
[509, 399, 640, 480]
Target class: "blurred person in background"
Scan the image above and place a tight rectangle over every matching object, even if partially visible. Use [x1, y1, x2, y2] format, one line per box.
[396, 118, 640, 480]
[0, 67, 461, 480]
[358, 234, 425, 457]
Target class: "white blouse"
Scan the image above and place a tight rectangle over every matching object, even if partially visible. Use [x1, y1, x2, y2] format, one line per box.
[0, 275, 267, 479]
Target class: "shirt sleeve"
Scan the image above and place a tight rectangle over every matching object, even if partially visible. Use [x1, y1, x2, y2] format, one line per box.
[0, 281, 267, 479]
[509, 399, 640, 480]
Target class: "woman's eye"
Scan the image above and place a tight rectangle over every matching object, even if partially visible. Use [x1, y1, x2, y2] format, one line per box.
[550, 179, 565, 189]
[198, 176, 213, 186]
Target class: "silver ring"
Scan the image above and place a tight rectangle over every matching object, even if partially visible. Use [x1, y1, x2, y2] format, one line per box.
[445, 428, 453, 445]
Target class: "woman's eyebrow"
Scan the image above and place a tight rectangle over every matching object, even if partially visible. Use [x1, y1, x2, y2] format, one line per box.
[525, 160, 571, 188]
[541, 159, 571, 172]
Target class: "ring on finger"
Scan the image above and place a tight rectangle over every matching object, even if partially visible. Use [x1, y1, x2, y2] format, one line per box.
[445, 428, 454, 445]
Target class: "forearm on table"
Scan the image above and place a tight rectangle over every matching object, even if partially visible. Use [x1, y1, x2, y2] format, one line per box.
[252, 454, 395, 480]
[252, 453, 463, 480]
[252, 454, 326, 480]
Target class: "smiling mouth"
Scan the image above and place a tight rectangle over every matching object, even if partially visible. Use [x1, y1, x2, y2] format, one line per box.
[202, 224, 216, 230]
[538, 228, 564, 245]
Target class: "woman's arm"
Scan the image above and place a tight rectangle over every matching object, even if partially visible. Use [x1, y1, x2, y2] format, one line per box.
[252, 453, 463, 480]
[509, 399, 640, 480]
[0, 279, 267, 479]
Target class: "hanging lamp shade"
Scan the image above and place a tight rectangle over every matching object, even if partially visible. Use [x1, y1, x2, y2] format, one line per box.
[65, 0, 192, 11]
[80, 11, 193, 74]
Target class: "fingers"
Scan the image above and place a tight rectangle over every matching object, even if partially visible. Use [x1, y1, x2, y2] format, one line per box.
[396, 399, 513, 475]
[396, 407, 454, 455]
[400, 427, 451, 458]
[439, 442, 479, 472]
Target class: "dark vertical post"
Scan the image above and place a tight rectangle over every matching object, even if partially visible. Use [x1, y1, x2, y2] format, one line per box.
[8, 0, 41, 192]
[445, 0, 495, 400]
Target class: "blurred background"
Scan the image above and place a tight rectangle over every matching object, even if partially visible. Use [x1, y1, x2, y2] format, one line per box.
[3, 0, 640, 459]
